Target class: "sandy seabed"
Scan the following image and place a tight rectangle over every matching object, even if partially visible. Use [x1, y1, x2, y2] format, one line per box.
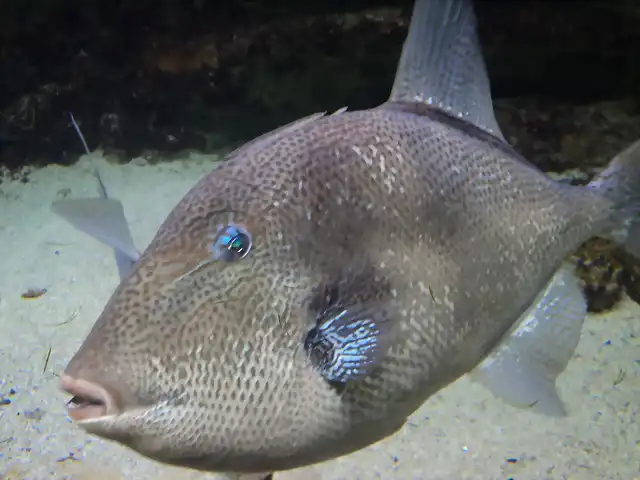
[0, 152, 638, 480]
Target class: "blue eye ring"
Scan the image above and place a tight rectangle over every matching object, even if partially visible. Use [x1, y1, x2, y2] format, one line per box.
[211, 223, 252, 261]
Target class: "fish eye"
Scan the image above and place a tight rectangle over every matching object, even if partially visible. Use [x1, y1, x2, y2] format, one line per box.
[211, 223, 252, 261]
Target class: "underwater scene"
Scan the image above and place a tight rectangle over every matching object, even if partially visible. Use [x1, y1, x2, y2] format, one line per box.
[0, 1, 639, 479]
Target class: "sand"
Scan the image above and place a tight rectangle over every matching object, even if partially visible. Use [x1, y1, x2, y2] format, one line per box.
[0, 152, 638, 480]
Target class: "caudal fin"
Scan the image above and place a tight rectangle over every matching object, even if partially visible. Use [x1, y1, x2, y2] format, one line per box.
[588, 139, 640, 259]
[388, 0, 503, 140]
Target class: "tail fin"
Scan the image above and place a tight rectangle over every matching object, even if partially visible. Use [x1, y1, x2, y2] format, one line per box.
[388, 0, 503, 140]
[588, 139, 640, 259]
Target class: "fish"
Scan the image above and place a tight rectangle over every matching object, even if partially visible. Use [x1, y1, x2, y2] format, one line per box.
[52, 0, 640, 478]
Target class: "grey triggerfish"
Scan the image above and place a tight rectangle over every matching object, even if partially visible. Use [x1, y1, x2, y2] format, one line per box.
[52, 0, 640, 478]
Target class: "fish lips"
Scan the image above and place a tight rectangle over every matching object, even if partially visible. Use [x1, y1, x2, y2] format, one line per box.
[61, 374, 175, 447]
[62, 375, 120, 423]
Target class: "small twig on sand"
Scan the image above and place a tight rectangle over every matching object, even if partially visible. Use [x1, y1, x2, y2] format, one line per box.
[613, 368, 626, 386]
[68, 112, 91, 154]
[48, 308, 81, 327]
[42, 346, 52, 374]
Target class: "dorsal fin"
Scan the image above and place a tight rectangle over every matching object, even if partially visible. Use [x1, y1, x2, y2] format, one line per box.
[51, 169, 140, 280]
[388, 0, 504, 140]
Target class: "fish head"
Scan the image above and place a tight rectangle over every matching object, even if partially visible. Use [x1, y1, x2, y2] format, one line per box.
[60, 144, 398, 473]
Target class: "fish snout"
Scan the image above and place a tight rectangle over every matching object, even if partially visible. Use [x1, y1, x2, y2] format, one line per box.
[61, 373, 132, 422]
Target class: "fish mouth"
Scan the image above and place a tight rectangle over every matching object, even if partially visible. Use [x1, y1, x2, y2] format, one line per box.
[61, 375, 118, 422]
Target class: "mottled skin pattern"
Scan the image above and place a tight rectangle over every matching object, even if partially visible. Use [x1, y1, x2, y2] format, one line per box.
[64, 102, 612, 473]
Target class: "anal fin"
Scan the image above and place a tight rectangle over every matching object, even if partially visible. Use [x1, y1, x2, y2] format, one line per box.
[470, 263, 587, 417]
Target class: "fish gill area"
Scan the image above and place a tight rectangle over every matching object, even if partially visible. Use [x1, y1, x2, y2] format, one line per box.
[0, 0, 639, 313]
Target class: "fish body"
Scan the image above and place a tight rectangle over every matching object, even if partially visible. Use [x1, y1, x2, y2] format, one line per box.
[53, 0, 640, 477]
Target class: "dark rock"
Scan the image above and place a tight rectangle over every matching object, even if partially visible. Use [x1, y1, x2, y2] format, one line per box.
[495, 98, 640, 172]
[620, 251, 640, 305]
[571, 237, 640, 314]
[0, 0, 638, 172]
[571, 238, 625, 313]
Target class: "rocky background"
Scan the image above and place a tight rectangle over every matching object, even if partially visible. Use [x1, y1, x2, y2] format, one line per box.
[0, 0, 639, 312]
[0, 0, 639, 173]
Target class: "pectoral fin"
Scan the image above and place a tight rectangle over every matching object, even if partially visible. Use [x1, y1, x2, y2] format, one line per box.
[470, 263, 587, 416]
[304, 302, 396, 384]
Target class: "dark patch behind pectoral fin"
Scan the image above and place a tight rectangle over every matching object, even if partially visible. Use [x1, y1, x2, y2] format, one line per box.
[304, 302, 397, 384]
